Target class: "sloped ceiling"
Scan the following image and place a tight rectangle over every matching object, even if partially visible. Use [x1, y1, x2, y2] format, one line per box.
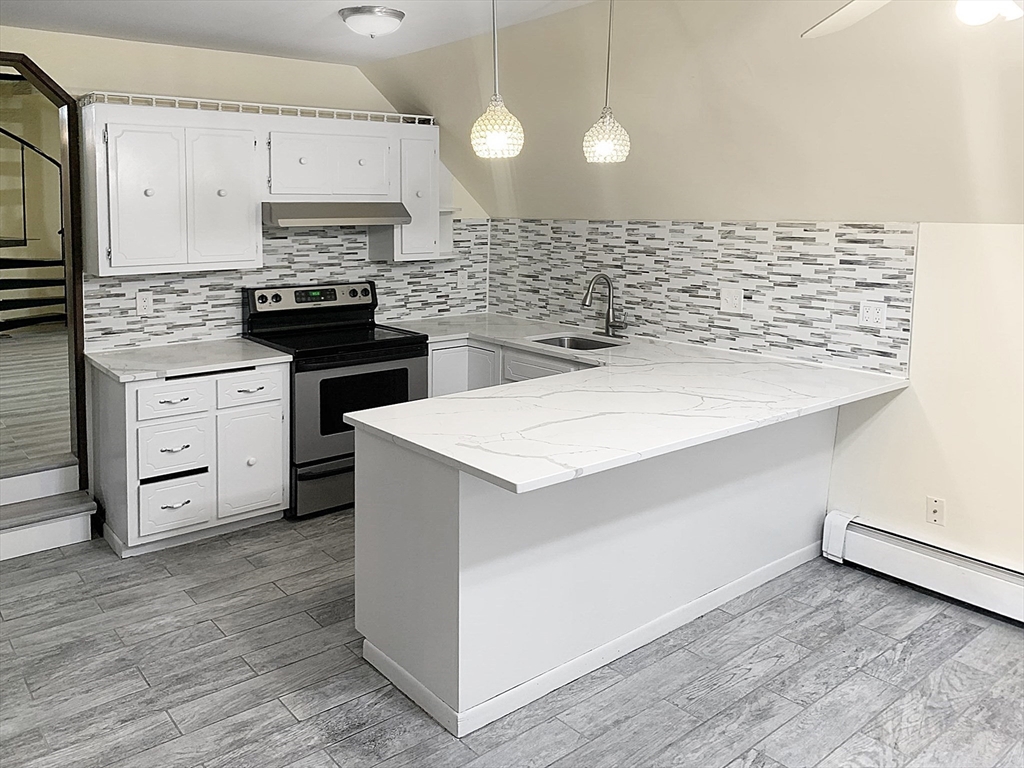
[361, 0, 1024, 223]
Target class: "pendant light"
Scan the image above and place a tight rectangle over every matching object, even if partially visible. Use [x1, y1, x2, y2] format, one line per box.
[583, 0, 629, 163]
[471, 0, 524, 159]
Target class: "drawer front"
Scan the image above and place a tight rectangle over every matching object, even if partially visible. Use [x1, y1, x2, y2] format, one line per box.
[138, 472, 214, 538]
[137, 417, 211, 480]
[503, 350, 578, 382]
[217, 368, 283, 409]
[136, 379, 214, 421]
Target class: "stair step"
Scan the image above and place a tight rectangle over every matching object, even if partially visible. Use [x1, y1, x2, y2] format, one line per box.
[2, 296, 65, 310]
[0, 238, 28, 249]
[0, 490, 95, 532]
[0, 258, 64, 269]
[0, 313, 67, 331]
[0, 277, 65, 290]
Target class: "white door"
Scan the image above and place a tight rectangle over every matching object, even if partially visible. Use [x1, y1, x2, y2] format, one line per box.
[217, 404, 284, 518]
[467, 345, 499, 390]
[430, 344, 469, 396]
[269, 132, 333, 194]
[334, 136, 391, 196]
[186, 128, 259, 264]
[106, 124, 188, 268]
[398, 137, 439, 257]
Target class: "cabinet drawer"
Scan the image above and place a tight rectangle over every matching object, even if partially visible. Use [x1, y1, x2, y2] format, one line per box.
[137, 417, 211, 479]
[136, 379, 214, 421]
[217, 368, 283, 409]
[138, 472, 214, 538]
[503, 350, 579, 382]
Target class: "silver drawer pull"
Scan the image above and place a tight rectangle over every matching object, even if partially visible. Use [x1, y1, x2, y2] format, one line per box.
[159, 444, 191, 454]
[160, 499, 191, 510]
[158, 396, 190, 405]
[237, 386, 265, 394]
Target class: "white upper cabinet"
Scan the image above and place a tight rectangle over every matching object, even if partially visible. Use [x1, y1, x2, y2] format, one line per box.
[106, 124, 188, 268]
[399, 137, 439, 256]
[334, 135, 391, 196]
[269, 132, 334, 194]
[186, 128, 259, 264]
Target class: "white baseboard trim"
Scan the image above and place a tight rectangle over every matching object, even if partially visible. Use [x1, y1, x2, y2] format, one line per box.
[363, 540, 821, 737]
[823, 511, 1024, 622]
[0, 465, 79, 505]
[0, 512, 92, 560]
[103, 511, 283, 559]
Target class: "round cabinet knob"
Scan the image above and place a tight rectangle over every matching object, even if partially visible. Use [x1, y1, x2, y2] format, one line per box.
[143, 188, 156, 197]
[216, 189, 228, 197]
[415, 191, 424, 198]
[246, 458, 257, 467]
[298, 157, 308, 165]
[357, 159, 366, 166]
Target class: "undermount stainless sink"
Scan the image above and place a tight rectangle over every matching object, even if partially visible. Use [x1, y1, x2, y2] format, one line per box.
[533, 335, 627, 351]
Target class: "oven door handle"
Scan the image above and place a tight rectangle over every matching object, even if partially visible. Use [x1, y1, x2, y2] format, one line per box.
[296, 458, 355, 481]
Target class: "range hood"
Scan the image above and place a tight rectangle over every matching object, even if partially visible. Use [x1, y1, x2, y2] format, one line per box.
[261, 201, 412, 227]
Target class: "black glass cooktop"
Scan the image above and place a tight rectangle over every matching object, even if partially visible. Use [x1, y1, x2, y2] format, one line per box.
[247, 323, 426, 358]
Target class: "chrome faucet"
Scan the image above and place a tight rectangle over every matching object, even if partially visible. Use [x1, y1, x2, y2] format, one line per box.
[581, 273, 628, 338]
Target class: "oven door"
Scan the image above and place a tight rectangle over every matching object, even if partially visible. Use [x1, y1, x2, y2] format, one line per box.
[293, 355, 427, 466]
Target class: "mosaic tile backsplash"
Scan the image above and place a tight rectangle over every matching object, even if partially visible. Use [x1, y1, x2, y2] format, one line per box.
[84, 217, 916, 376]
[489, 220, 917, 376]
[83, 219, 490, 350]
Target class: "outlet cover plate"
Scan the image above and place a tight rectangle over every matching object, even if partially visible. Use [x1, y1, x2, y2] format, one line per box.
[859, 301, 887, 328]
[136, 291, 153, 317]
[926, 495, 945, 526]
[721, 287, 744, 313]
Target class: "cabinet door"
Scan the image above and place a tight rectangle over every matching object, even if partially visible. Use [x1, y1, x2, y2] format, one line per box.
[334, 135, 391, 196]
[106, 124, 187, 268]
[430, 344, 469, 397]
[269, 132, 333, 194]
[186, 128, 259, 264]
[217, 403, 284, 518]
[467, 345, 499, 390]
[398, 137, 439, 257]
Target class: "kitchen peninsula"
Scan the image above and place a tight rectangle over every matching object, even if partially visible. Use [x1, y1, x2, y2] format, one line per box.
[344, 315, 908, 736]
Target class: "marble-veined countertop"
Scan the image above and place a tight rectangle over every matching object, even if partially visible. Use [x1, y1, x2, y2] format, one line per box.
[345, 313, 908, 494]
[85, 338, 292, 382]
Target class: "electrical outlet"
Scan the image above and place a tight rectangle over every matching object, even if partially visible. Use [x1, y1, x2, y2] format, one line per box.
[457, 270, 468, 290]
[926, 495, 945, 526]
[720, 287, 744, 313]
[136, 291, 153, 316]
[859, 301, 887, 328]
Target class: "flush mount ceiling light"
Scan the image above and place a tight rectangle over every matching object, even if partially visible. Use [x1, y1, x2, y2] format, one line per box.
[583, 0, 629, 164]
[338, 6, 405, 38]
[954, 0, 1023, 25]
[471, 0, 524, 159]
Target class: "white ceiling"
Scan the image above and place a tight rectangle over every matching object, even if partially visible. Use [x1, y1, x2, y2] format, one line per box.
[0, 0, 593, 65]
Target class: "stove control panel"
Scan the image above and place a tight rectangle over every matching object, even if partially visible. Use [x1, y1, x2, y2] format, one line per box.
[248, 283, 375, 312]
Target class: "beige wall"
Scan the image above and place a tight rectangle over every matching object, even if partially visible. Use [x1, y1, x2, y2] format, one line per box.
[829, 223, 1024, 571]
[363, 0, 1024, 223]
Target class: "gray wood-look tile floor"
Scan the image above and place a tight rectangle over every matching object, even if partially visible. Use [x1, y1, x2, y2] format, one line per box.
[1, 513, 1021, 768]
[0, 324, 73, 477]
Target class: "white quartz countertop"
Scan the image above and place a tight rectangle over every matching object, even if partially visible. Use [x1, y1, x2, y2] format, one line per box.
[346, 313, 908, 494]
[86, 338, 292, 382]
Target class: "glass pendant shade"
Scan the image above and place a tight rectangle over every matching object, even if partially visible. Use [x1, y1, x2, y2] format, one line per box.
[471, 97, 524, 159]
[584, 106, 630, 163]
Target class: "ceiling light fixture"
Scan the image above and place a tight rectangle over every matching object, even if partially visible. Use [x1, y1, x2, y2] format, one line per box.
[338, 6, 405, 38]
[583, 0, 629, 164]
[954, 0, 1023, 25]
[470, 0, 524, 159]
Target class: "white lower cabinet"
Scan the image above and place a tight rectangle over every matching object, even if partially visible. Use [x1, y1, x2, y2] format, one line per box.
[89, 361, 290, 557]
[217, 404, 284, 519]
[428, 340, 593, 396]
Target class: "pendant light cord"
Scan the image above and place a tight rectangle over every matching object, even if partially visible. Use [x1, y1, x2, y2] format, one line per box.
[604, 0, 614, 108]
[492, 0, 500, 96]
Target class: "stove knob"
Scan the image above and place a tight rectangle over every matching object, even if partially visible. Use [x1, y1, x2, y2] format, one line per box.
[349, 289, 359, 298]
[256, 294, 268, 304]
[361, 288, 370, 297]
[271, 293, 282, 303]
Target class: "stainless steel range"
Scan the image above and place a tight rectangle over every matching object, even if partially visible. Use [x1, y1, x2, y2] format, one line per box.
[242, 281, 427, 518]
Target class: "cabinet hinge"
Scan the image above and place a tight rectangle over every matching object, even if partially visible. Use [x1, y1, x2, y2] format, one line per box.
[267, 176, 272, 191]
[102, 127, 108, 144]
[266, 138, 271, 149]
[106, 247, 112, 264]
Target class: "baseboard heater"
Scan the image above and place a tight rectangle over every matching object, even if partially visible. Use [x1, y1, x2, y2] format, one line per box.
[823, 511, 1024, 622]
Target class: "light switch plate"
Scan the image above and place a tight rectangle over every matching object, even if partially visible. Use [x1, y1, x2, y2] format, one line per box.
[926, 495, 945, 526]
[457, 270, 468, 290]
[136, 291, 153, 316]
[859, 301, 886, 328]
[720, 287, 744, 313]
